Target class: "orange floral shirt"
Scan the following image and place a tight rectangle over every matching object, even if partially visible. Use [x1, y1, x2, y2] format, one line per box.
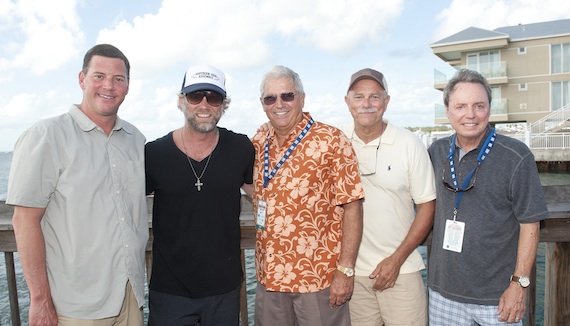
[252, 113, 365, 293]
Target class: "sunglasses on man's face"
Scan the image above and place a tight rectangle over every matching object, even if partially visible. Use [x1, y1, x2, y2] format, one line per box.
[262, 92, 296, 106]
[185, 91, 224, 107]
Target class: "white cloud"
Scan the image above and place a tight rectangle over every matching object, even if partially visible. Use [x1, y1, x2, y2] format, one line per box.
[0, 89, 75, 150]
[434, 0, 570, 41]
[268, 0, 403, 53]
[95, 0, 405, 75]
[96, 0, 272, 75]
[0, 0, 84, 75]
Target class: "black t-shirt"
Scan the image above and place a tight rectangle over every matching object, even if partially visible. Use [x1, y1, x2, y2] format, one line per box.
[145, 127, 254, 298]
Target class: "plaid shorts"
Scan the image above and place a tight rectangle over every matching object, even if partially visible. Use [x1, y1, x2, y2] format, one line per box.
[428, 288, 523, 326]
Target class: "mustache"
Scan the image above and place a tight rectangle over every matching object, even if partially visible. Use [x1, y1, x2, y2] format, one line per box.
[356, 107, 378, 114]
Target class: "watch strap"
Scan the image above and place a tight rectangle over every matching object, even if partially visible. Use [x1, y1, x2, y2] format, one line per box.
[337, 264, 354, 277]
[510, 275, 530, 288]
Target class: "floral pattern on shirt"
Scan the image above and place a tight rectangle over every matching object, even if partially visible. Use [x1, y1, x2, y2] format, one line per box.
[253, 113, 364, 292]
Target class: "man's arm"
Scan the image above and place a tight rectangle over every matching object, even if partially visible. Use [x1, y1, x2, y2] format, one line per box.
[241, 183, 254, 199]
[370, 199, 435, 291]
[12, 206, 58, 325]
[497, 222, 540, 323]
[329, 198, 363, 308]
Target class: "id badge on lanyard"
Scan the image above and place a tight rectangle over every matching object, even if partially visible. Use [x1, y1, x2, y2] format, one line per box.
[256, 199, 267, 230]
[442, 129, 496, 254]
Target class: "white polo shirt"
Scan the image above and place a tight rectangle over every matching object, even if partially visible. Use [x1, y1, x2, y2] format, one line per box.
[340, 120, 436, 276]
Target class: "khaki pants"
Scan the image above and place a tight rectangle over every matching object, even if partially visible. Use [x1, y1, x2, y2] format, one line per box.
[58, 281, 143, 326]
[255, 283, 350, 326]
[350, 272, 427, 326]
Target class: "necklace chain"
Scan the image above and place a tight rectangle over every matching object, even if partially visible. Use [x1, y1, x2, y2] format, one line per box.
[181, 127, 216, 191]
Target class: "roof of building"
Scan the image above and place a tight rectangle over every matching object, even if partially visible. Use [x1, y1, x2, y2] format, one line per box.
[432, 18, 570, 46]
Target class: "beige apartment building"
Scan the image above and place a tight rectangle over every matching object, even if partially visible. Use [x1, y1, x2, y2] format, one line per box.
[431, 18, 570, 128]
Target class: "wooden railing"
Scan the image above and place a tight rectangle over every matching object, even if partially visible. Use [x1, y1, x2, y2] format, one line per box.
[2, 185, 570, 326]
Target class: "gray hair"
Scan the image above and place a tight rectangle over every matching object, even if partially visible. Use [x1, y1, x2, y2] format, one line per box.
[443, 69, 492, 107]
[260, 65, 305, 97]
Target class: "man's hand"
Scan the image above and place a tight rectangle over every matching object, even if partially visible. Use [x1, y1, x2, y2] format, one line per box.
[370, 255, 401, 291]
[497, 283, 526, 323]
[257, 122, 271, 133]
[329, 270, 354, 308]
[28, 296, 58, 326]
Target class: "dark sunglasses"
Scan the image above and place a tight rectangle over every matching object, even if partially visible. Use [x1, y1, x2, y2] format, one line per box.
[442, 161, 480, 193]
[262, 92, 296, 106]
[185, 91, 224, 107]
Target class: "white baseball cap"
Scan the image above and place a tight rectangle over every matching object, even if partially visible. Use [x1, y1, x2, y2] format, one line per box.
[181, 64, 226, 97]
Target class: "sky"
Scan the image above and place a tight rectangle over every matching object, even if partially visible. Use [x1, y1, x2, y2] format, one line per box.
[0, 0, 569, 152]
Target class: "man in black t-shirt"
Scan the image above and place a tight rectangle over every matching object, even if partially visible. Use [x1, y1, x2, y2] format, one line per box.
[145, 64, 254, 326]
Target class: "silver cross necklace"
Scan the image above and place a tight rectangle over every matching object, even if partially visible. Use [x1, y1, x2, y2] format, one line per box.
[180, 127, 217, 191]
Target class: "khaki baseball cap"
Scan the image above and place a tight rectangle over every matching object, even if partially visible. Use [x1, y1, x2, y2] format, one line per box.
[348, 68, 388, 94]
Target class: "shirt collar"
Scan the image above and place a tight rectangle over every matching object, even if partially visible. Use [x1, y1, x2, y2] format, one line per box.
[268, 112, 313, 145]
[68, 104, 133, 134]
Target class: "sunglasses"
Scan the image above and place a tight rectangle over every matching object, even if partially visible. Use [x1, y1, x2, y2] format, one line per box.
[442, 161, 480, 193]
[262, 92, 296, 106]
[350, 136, 379, 177]
[185, 91, 224, 107]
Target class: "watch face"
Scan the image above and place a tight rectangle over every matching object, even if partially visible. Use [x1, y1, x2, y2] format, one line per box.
[345, 269, 354, 277]
[519, 276, 530, 287]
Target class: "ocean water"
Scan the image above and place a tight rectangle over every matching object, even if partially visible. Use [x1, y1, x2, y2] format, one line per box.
[0, 151, 565, 325]
[0, 152, 10, 201]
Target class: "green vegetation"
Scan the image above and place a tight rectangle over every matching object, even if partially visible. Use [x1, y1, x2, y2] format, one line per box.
[405, 125, 453, 132]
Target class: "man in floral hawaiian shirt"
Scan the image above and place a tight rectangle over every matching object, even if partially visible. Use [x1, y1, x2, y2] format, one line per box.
[252, 65, 365, 326]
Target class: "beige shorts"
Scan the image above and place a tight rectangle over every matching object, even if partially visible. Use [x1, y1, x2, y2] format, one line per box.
[57, 281, 143, 326]
[350, 271, 427, 326]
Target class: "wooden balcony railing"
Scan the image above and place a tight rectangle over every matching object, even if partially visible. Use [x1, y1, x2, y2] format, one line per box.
[1, 185, 569, 326]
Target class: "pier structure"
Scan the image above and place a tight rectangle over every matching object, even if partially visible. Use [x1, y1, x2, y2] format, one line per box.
[1, 185, 570, 325]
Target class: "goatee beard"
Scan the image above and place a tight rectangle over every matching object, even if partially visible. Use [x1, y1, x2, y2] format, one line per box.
[188, 118, 217, 133]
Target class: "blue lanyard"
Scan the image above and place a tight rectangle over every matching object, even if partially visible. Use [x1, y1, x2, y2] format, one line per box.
[263, 118, 314, 188]
[447, 129, 496, 215]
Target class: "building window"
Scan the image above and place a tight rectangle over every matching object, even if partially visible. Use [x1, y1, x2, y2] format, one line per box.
[467, 51, 502, 77]
[552, 43, 570, 74]
[552, 81, 570, 109]
[519, 83, 527, 91]
[518, 47, 526, 54]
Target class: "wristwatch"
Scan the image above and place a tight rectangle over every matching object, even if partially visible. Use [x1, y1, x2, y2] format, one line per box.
[510, 275, 531, 288]
[337, 264, 355, 277]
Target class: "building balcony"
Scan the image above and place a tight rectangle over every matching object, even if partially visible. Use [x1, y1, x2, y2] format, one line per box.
[434, 61, 508, 90]
[434, 98, 508, 124]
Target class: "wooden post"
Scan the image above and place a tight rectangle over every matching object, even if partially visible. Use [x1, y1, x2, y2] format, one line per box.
[527, 261, 536, 326]
[240, 249, 248, 326]
[5, 252, 21, 326]
[545, 243, 556, 326]
[545, 242, 570, 325]
[544, 232, 570, 325]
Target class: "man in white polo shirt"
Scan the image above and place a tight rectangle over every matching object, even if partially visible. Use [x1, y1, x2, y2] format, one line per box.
[340, 68, 436, 326]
